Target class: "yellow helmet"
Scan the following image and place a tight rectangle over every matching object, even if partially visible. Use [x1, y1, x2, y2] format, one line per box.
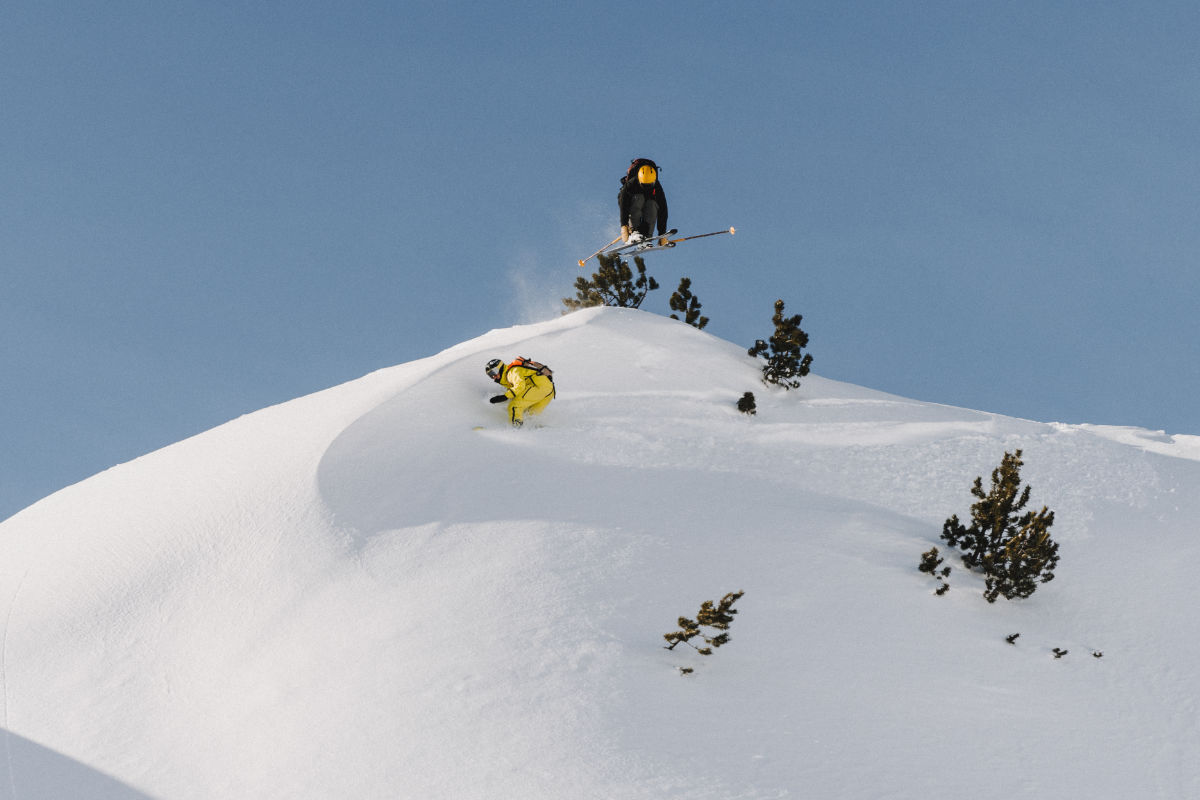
[637, 164, 657, 185]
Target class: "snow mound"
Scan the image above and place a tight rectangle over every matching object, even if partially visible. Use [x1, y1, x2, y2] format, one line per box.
[2, 308, 1198, 799]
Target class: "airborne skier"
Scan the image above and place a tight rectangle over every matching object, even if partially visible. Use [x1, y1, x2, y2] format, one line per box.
[618, 158, 668, 243]
[576, 158, 732, 267]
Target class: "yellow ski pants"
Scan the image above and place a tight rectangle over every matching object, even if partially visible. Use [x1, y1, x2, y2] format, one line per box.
[507, 375, 555, 426]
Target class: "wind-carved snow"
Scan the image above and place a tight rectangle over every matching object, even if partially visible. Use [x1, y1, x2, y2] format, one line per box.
[1, 307, 1198, 799]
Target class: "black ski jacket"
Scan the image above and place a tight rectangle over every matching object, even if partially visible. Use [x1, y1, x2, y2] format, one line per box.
[618, 175, 668, 235]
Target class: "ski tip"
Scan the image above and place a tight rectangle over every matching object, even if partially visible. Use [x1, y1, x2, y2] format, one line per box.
[577, 259, 585, 267]
[729, 226, 736, 235]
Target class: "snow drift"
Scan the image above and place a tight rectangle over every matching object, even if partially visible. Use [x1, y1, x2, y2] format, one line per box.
[1, 307, 1197, 799]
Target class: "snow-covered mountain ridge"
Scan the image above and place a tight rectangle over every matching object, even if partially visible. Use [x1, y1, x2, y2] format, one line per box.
[2, 307, 1197, 799]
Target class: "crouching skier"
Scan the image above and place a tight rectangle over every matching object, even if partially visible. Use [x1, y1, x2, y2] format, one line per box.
[485, 357, 555, 427]
[618, 157, 668, 243]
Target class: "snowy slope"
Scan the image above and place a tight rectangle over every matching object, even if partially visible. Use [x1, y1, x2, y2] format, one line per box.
[1, 307, 1198, 799]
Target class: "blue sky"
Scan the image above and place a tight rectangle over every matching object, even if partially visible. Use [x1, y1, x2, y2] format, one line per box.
[4, 1, 1198, 520]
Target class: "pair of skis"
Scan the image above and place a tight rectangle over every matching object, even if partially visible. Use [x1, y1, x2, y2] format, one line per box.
[578, 226, 735, 268]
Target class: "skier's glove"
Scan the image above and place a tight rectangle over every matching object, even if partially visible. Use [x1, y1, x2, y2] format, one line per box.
[620, 225, 630, 243]
[489, 395, 508, 404]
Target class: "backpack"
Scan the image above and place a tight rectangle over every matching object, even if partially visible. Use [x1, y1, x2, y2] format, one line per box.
[509, 356, 553, 380]
[620, 157, 659, 186]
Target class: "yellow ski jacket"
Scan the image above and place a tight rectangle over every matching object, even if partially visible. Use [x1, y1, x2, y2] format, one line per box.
[498, 361, 555, 402]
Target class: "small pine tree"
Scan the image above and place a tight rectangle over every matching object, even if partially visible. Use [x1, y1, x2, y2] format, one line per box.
[562, 251, 659, 310]
[918, 546, 951, 595]
[940, 450, 1060, 603]
[668, 277, 709, 329]
[748, 299, 813, 389]
[737, 391, 757, 415]
[664, 591, 744, 658]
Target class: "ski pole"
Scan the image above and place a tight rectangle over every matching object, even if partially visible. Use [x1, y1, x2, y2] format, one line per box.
[578, 235, 624, 268]
[666, 226, 735, 245]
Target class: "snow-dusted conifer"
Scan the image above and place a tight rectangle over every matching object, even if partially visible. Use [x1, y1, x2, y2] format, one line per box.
[563, 252, 658, 310]
[941, 450, 1060, 602]
[748, 299, 812, 389]
[664, 591, 744, 658]
[668, 277, 709, 329]
[918, 546, 951, 595]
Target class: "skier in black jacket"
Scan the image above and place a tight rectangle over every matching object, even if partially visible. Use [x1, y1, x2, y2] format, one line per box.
[617, 158, 668, 243]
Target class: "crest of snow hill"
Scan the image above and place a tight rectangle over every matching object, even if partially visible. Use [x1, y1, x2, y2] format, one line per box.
[2, 306, 1199, 799]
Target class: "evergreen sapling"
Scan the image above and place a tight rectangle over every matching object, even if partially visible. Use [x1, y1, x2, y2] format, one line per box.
[918, 546, 951, 595]
[940, 450, 1060, 603]
[668, 277, 709, 329]
[563, 252, 659, 310]
[664, 591, 745, 671]
[737, 392, 757, 415]
[748, 299, 813, 389]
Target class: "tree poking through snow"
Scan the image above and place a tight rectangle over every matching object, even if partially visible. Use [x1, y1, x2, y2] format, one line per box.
[664, 591, 745, 666]
[563, 252, 658, 310]
[940, 450, 1060, 603]
[748, 299, 812, 389]
[918, 547, 951, 595]
[668, 277, 709, 329]
[737, 392, 757, 415]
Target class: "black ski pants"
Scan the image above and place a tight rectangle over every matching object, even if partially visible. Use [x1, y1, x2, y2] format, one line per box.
[626, 194, 659, 238]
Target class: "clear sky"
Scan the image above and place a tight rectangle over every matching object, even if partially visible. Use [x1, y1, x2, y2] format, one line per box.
[3, 1, 1198, 520]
